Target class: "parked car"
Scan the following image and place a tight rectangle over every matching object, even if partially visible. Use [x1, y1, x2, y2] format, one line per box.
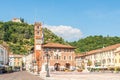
[13, 66, 20, 72]
[0, 65, 7, 74]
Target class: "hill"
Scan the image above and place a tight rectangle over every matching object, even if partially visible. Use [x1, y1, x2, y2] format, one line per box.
[1, 21, 120, 55]
[0, 21, 65, 54]
[69, 35, 120, 53]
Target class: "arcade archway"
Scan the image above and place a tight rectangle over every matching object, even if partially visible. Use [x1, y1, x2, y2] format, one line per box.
[65, 63, 70, 69]
[54, 63, 60, 71]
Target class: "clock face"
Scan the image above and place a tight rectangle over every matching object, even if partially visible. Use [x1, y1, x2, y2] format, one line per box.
[36, 39, 42, 44]
[36, 45, 41, 50]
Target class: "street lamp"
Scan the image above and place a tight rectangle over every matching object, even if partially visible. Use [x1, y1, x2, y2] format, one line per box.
[37, 58, 40, 74]
[32, 60, 36, 73]
[45, 51, 50, 77]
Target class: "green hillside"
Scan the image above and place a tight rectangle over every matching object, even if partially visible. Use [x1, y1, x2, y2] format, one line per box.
[0, 21, 65, 54]
[1, 21, 120, 55]
[69, 35, 120, 53]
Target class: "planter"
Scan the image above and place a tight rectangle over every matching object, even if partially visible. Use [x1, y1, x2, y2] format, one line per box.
[114, 71, 119, 73]
[77, 69, 83, 72]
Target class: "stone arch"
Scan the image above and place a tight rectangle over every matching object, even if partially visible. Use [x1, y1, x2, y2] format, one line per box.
[54, 63, 60, 71]
[65, 63, 70, 69]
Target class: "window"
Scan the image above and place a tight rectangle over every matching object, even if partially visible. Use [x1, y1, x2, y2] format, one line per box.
[37, 31, 40, 35]
[115, 59, 117, 63]
[54, 54, 60, 60]
[37, 26, 39, 29]
[0, 49, 4, 55]
[36, 39, 42, 44]
[58, 49, 61, 52]
[45, 48, 50, 52]
[102, 59, 106, 64]
[64, 56, 66, 60]
[63, 49, 66, 52]
[54, 49, 57, 52]
[70, 49, 72, 52]
[69, 56, 72, 60]
[107, 58, 111, 63]
[115, 53, 116, 56]
[59, 56, 61, 60]
[67, 49, 69, 52]
[50, 48, 53, 51]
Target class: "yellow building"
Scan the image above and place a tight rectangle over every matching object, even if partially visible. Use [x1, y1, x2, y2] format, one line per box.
[9, 54, 23, 67]
[76, 43, 120, 68]
[115, 50, 120, 67]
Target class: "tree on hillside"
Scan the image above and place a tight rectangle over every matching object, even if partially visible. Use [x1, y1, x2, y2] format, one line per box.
[69, 35, 120, 53]
[0, 21, 66, 54]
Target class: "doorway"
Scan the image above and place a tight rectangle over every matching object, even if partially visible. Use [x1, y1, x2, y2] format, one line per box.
[65, 63, 70, 69]
[54, 63, 60, 71]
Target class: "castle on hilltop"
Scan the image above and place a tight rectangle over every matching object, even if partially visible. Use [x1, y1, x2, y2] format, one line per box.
[12, 18, 22, 23]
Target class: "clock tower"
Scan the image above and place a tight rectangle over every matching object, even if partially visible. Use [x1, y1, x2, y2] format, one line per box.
[34, 22, 43, 73]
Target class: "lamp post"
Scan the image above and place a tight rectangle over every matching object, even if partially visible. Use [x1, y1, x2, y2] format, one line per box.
[37, 58, 40, 74]
[32, 60, 36, 73]
[45, 51, 50, 77]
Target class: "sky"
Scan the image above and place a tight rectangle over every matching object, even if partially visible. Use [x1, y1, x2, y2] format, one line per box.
[0, 0, 120, 41]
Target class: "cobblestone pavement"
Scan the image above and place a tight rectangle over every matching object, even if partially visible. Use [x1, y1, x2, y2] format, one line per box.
[39, 72, 120, 80]
[0, 71, 44, 80]
[1, 71, 120, 80]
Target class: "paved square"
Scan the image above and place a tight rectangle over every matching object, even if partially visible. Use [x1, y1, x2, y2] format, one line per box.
[40, 72, 120, 80]
[1, 71, 120, 80]
[0, 71, 43, 80]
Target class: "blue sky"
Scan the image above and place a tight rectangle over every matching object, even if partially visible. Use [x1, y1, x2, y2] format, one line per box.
[0, 0, 120, 41]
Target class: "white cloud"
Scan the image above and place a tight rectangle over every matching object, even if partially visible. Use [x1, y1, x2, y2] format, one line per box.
[43, 25, 82, 41]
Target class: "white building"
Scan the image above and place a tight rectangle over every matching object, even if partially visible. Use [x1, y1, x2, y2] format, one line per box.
[75, 54, 85, 67]
[12, 18, 22, 23]
[24, 53, 33, 71]
[0, 45, 9, 65]
[76, 43, 120, 68]
[9, 54, 23, 67]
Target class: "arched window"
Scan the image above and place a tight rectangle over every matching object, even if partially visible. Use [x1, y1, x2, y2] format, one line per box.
[64, 56, 66, 60]
[37, 26, 39, 29]
[69, 56, 72, 60]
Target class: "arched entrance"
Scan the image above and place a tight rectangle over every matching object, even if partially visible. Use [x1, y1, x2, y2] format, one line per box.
[54, 63, 60, 71]
[65, 63, 70, 69]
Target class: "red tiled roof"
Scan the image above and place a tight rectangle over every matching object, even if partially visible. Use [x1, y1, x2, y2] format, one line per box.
[75, 54, 85, 58]
[43, 43, 75, 49]
[75, 43, 120, 57]
[115, 50, 120, 53]
[87, 43, 120, 55]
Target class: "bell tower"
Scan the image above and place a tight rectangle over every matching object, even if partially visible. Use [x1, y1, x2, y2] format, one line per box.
[34, 22, 43, 73]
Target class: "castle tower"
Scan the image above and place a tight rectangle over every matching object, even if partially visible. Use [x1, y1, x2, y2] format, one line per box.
[34, 22, 43, 73]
